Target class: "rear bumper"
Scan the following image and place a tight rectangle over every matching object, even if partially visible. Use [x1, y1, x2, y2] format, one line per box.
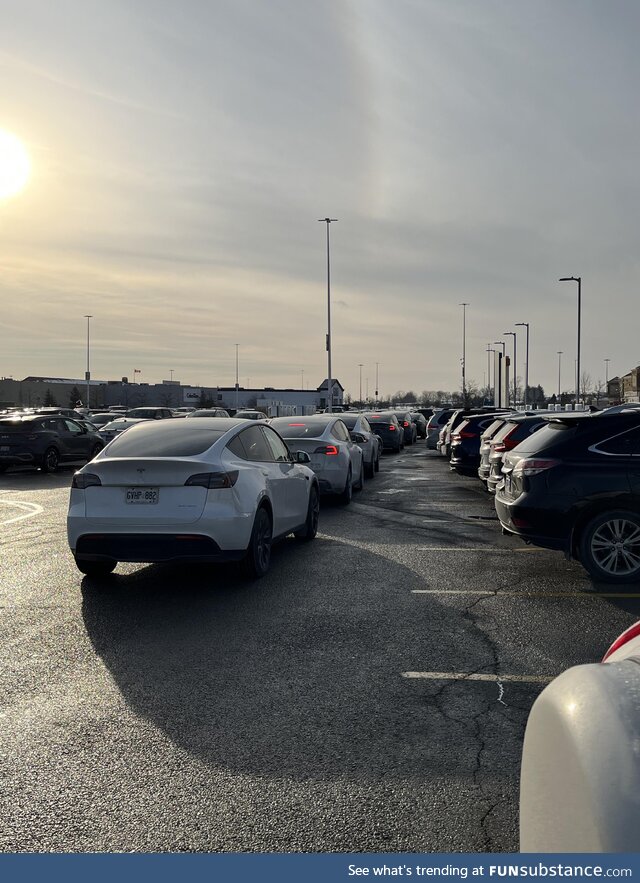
[0, 452, 37, 466]
[494, 496, 569, 551]
[73, 532, 246, 563]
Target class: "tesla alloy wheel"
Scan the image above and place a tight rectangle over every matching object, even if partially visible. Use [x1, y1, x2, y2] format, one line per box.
[579, 510, 640, 584]
[295, 486, 319, 541]
[242, 506, 273, 578]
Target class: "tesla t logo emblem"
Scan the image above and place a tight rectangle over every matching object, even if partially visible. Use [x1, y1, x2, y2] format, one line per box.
[136, 468, 145, 474]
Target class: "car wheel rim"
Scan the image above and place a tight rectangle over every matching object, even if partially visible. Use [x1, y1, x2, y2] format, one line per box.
[256, 513, 271, 570]
[46, 450, 58, 470]
[591, 519, 640, 575]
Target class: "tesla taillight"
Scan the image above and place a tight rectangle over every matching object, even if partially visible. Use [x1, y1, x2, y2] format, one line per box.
[72, 472, 102, 489]
[403, 420, 409, 427]
[314, 444, 339, 455]
[602, 621, 640, 662]
[185, 471, 239, 488]
[459, 429, 475, 439]
[389, 424, 396, 431]
[493, 443, 506, 453]
[512, 458, 560, 477]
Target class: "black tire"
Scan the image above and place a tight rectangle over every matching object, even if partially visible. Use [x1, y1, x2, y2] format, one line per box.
[365, 453, 375, 479]
[41, 447, 60, 474]
[578, 510, 640, 584]
[241, 506, 272, 577]
[355, 458, 365, 491]
[75, 558, 116, 577]
[339, 467, 353, 505]
[294, 486, 319, 541]
[89, 443, 103, 460]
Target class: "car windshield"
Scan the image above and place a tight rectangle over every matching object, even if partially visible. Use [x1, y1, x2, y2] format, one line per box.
[339, 415, 358, 429]
[103, 422, 228, 456]
[271, 419, 328, 437]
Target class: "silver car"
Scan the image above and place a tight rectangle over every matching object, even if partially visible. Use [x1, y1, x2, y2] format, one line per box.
[339, 412, 381, 478]
[270, 415, 364, 503]
[98, 417, 151, 445]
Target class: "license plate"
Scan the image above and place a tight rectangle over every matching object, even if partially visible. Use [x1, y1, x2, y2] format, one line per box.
[126, 487, 159, 504]
[0, 446, 9, 453]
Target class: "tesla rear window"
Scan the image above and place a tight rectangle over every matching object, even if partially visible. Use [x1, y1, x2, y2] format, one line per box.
[340, 415, 358, 429]
[271, 419, 327, 437]
[104, 422, 227, 457]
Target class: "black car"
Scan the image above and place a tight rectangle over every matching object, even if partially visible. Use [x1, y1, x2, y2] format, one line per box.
[0, 414, 104, 474]
[495, 411, 640, 583]
[392, 410, 416, 445]
[439, 407, 510, 460]
[410, 412, 428, 439]
[363, 412, 404, 453]
[449, 412, 512, 475]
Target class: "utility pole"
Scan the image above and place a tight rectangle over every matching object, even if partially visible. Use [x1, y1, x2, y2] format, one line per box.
[358, 363, 363, 404]
[460, 303, 469, 404]
[318, 217, 337, 412]
[84, 315, 92, 408]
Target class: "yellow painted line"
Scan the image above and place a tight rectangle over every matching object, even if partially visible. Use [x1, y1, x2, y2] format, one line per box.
[402, 671, 555, 684]
[0, 500, 43, 526]
[411, 589, 640, 599]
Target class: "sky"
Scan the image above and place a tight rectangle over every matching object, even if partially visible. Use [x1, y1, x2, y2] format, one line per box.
[1, 0, 639, 400]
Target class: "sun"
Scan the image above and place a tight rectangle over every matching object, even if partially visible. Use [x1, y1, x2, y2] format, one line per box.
[0, 129, 31, 199]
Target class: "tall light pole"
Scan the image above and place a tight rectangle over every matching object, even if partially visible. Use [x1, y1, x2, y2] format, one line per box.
[515, 322, 530, 407]
[375, 362, 379, 407]
[486, 345, 495, 403]
[170, 369, 174, 382]
[358, 363, 363, 404]
[559, 276, 581, 404]
[301, 368, 304, 389]
[318, 217, 338, 412]
[84, 315, 92, 408]
[604, 358, 611, 385]
[503, 331, 517, 406]
[235, 343, 239, 410]
[557, 351, 563, 400]
[460, 303, 469, 403]
[494, 341, 506, 407]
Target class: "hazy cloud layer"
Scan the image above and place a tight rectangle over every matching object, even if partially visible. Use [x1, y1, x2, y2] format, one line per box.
[2, 0, 639, 396]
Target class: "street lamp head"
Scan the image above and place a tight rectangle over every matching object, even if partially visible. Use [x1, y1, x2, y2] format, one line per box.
[503, 331, 515, 336]
[317, 218, 338, 223]
[559, 276, 579, 282]
[494, 340, 504, 345]
[515, 322, 528, 327]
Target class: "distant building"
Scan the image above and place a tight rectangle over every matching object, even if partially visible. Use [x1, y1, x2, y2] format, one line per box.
[0, 375, 344, 415]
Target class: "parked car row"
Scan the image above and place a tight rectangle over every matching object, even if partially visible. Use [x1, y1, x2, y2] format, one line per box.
[66, 411, 396, 578]
[430, 405, 640, 584]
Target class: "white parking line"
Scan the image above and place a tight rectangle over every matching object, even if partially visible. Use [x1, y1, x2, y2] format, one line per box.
[0, 500, 43, 525]
[415, 547, 515, 552]
[411, 588, 640, 599]
[402, 671, 555, 684]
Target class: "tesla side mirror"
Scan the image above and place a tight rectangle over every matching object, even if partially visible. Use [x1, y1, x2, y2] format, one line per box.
[294, 450, 311, 464]
[350, 432, 366, 443]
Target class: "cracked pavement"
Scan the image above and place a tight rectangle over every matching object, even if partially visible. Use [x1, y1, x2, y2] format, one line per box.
[1, 447, 640, 852]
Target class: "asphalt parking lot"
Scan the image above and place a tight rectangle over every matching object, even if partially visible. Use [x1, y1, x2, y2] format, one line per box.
[1, 446, 639, 853]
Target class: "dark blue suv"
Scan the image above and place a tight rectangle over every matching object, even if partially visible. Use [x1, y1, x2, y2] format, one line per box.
[0, 415, 104, 474]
